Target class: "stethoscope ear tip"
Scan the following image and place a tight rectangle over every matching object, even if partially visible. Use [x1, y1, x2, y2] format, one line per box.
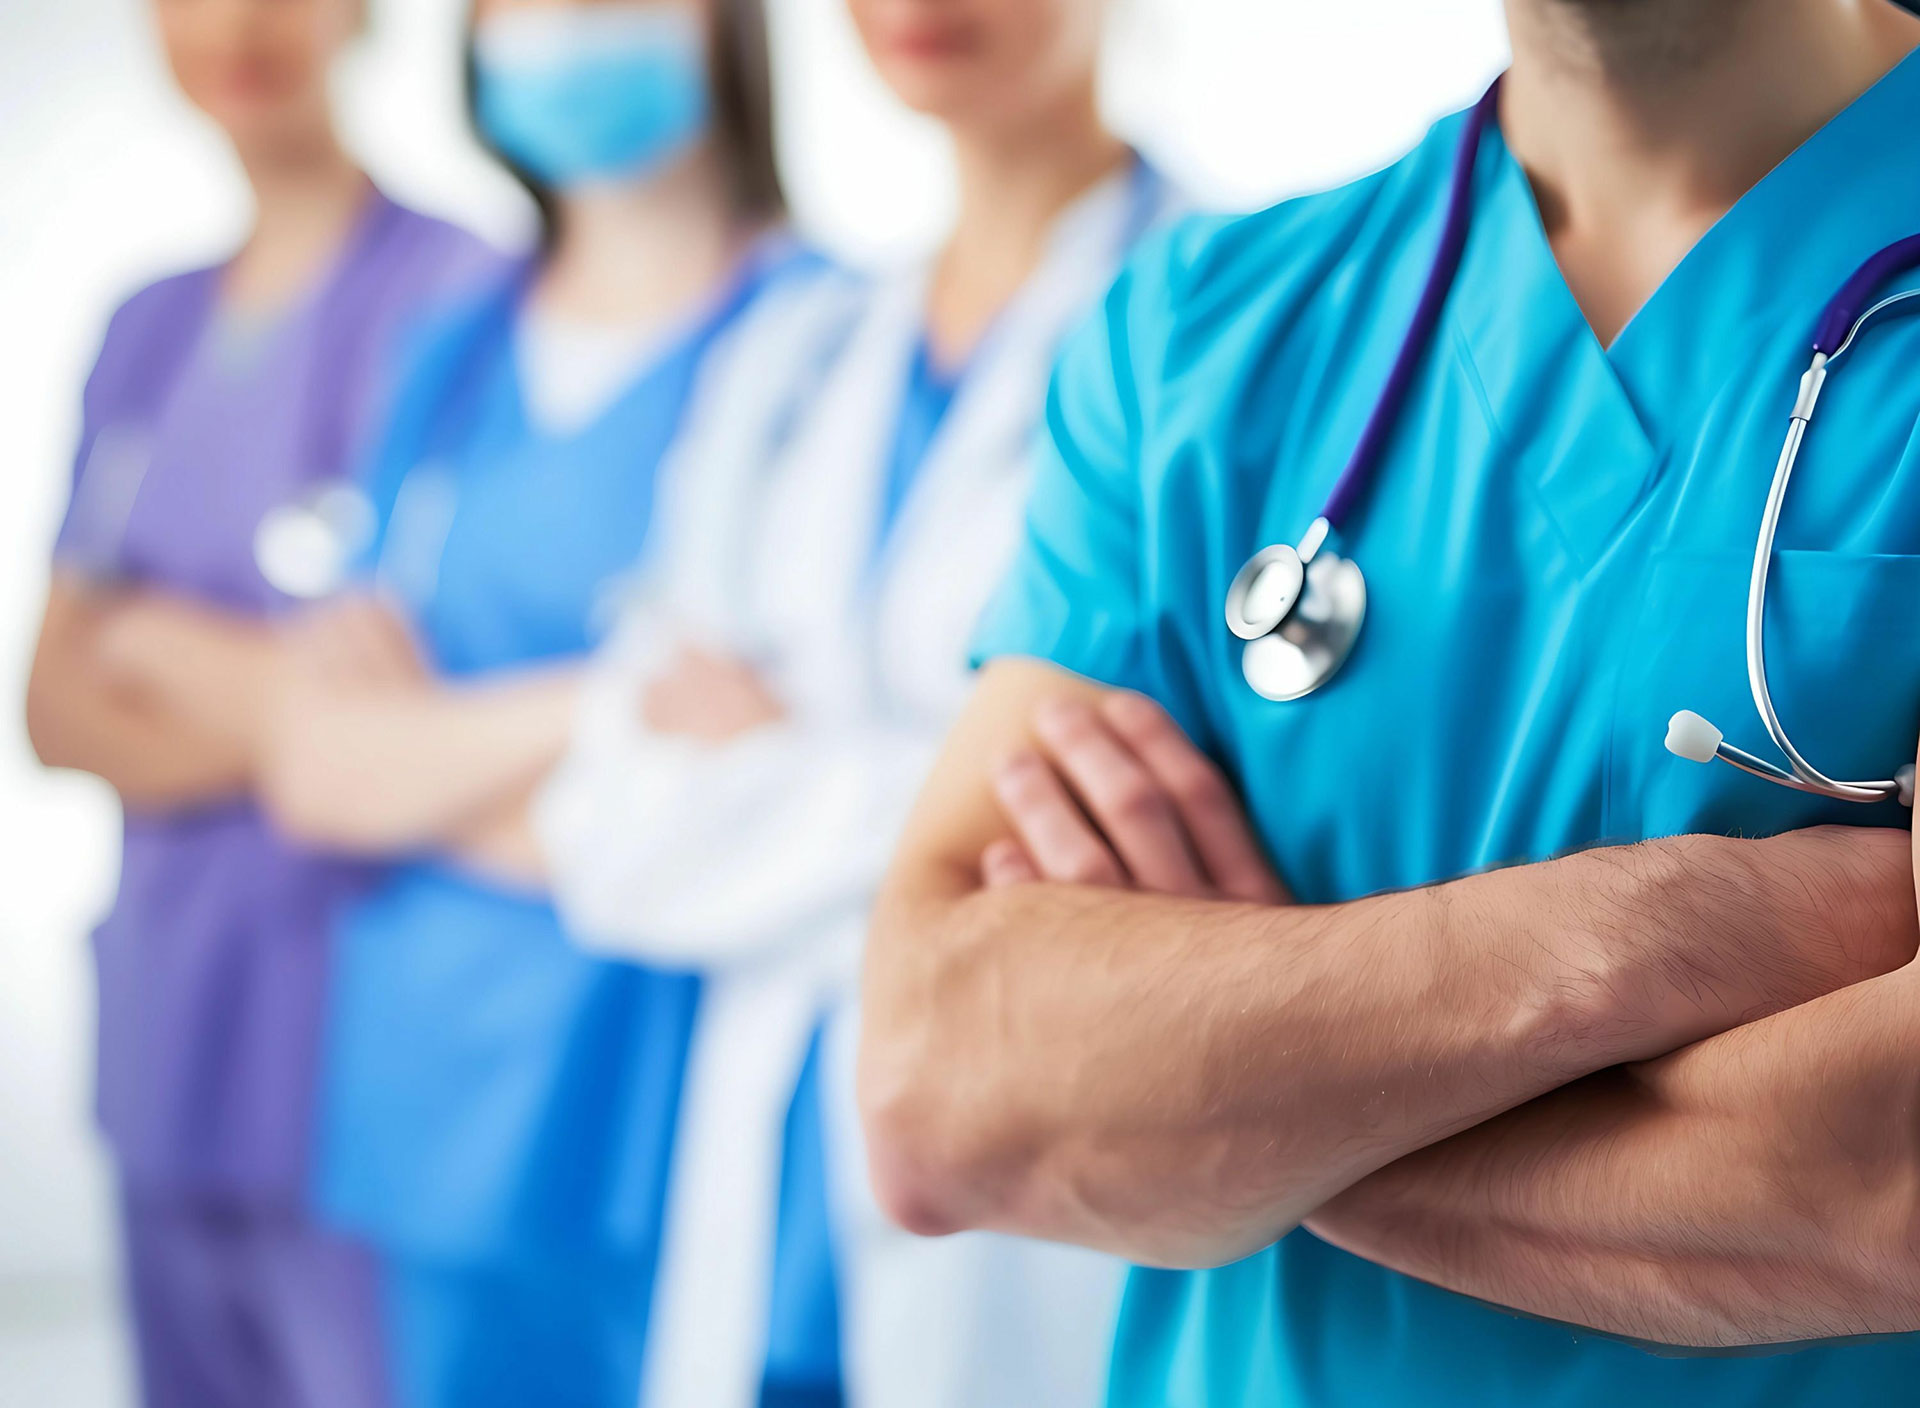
[1665, 710, 1725, 766]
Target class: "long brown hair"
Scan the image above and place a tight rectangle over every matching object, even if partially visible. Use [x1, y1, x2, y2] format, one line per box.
[465, 0, 788, 245]
[707, 0, 784, 223]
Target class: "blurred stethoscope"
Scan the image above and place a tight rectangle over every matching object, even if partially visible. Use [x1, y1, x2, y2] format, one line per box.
[1223, 78, 1920, 807]
[254, 481, 378, 600]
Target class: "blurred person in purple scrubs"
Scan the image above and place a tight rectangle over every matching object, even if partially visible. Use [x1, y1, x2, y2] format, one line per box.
[23, 2, 497, 1406]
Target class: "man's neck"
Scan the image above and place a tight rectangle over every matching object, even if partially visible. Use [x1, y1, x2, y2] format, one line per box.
[1500, 0, 1920, 344]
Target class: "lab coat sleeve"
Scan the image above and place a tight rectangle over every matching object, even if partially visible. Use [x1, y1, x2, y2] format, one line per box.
[969, 260, 1158, 696]
[533, 621, 941, 971]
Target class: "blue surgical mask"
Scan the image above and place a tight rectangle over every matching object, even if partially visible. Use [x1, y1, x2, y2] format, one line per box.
[474, 5, 711, 189]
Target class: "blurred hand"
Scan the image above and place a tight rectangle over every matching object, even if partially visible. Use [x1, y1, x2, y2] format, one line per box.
[88, 592, 207, 685]
[984, 691, 1288, 903]
[278, 594, 428, 693]
[642, 645, 785, 743]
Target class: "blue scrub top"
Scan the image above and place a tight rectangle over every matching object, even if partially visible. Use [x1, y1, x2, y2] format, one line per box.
[974, 52, 1920, 1408]
[876, 339, 962, 552]
[318, 252, 796, 1267]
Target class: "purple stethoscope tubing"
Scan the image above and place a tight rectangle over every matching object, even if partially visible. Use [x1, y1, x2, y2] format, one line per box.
[1813, 231, 1920, 356]
[1319, 80, 1503, 532]
[1326, 80, 1920, 533]
[1234, 74, 1920, 755]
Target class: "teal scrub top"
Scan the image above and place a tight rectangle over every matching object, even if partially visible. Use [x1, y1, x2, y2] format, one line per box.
[972, 52, 1920, 1408]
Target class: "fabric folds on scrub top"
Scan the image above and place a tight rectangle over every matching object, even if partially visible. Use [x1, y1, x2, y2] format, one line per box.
[973, 51, 1920, 1408]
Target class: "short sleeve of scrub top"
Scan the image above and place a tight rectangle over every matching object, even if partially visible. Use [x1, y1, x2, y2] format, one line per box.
[58, 296, 139, 555]
[970, 271, 1152, 691]
[971, 220, 1233, 732]
[53, 276, 211, 577]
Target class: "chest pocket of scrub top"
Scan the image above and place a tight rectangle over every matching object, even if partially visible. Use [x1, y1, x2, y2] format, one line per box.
[1606, 549, 1920, 841]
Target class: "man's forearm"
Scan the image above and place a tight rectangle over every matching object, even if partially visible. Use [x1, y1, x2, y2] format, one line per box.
[1306, 952, 1920, 1347]
[861, 828, 1916, 1268]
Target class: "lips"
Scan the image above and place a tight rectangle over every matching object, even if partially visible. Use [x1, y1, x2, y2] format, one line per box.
[883, 23, 980, 62]
[195, 47, 292, 104]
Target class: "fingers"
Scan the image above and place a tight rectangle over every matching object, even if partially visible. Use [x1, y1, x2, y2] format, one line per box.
[981, 838, 1041, 888]
[1031, 700, 1209, 895]
[1100, 692, 1291, 905]
[992, 748, 1128, 888]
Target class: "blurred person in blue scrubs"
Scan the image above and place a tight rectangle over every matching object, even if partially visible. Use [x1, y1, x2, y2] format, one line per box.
[250, 2, 852, 1406]
[526, 1, 1177, 1404]
[24, 1, 496, 1405]
[862, 1, 1920, 1406]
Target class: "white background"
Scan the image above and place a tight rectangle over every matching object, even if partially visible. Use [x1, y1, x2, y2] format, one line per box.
[0, 0, 1504, 1398]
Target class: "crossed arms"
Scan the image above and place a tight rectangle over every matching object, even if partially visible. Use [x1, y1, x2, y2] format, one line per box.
[859, 656, 1920, 1346]
[33, 577, 804, 903]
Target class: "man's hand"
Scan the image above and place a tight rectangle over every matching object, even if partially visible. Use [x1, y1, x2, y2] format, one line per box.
[860, 658, 1917, 1268]
[982, 691, 1285, 904]
[1300, 745, 1920, 1346]
[642, 645, 785, 744]
[968, 687, 1920, 1346]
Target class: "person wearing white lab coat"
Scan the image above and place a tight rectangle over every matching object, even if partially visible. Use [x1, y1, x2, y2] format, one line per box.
[532, 1, 1184, 1404]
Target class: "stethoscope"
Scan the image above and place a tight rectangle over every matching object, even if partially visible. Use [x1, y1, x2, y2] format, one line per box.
[1224, 79, 1920, 808]
[253, 264, 538, 605]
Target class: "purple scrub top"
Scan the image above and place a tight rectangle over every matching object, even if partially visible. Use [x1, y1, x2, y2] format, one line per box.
[55, 190, 502, 1207]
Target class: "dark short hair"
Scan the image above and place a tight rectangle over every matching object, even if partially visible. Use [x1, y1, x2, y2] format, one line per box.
[464, 0, 787, 247]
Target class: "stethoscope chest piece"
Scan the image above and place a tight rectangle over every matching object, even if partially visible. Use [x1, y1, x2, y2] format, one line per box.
[255, 482, 377, 601]
[1227, 533, 1367, 702]
[1220, 80, 1503, 707]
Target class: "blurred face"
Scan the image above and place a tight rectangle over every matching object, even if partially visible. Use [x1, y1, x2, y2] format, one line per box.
[848, 0, 1107, 129]
[152, 0, 361, 152]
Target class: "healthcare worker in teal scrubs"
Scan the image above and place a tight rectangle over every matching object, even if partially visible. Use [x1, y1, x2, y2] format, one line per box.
[861, 2, 1920, 1406]
[253, 2, 827, 1405]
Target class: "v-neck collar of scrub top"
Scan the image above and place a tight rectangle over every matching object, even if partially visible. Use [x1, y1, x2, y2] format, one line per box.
[1447, 47, 1920, 568]
[116, 187, 407, 446]
[482, 235, 806, 451]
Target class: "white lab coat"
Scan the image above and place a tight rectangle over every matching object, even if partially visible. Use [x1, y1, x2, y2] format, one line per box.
[537, 164, 1179, 1408]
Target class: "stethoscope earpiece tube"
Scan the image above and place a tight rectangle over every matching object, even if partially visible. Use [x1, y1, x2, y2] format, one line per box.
[1667, 261, 1920, 808]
